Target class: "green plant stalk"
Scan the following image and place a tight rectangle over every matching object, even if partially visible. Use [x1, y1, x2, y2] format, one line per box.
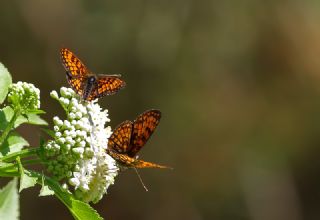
[0, 107, 21, 149]
[0, 158, 43, 172]
[0, 147, 40, 162]
[0, 171, 19, 177]
[0, 161, 46, 179]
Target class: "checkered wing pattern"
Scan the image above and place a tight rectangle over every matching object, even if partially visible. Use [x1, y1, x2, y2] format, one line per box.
[61, 48, 88, 77]
[127, 110, 161, 157]
[108, 121, 132, 153]
[86, 75, 126, 101]
[107, 110, 168, 169]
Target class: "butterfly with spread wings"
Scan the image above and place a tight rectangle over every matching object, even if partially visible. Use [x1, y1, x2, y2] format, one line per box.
[60, 48, 126, 101]
[107, 109, 169, 169]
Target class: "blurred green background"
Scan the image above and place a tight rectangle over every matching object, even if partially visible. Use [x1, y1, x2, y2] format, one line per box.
[1, 1, 320, 219]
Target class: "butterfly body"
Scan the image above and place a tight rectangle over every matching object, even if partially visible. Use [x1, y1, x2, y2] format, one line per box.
[61, 48, 126, 101]
[107, 110, 170, 169]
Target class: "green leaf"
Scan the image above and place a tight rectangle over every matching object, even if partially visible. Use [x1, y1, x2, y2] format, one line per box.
[19, 173, 37, 193]
[14, 113, 47, 128]
[44, 177, 103, 220]
[0, 107, 42, 130]
[68, 198, 103, 220]
[16, 157, 37, 192]
[6, 133, 29, 153]
[25, 113, 47, 126]
[0, 179, 19, 220]
[27, 109, 46, 115]
[14, 115, 28, 128]
[0, 106, 14, 131]
[39, 175, 54, 196]
[39, 184, 54, 196]
[0, 63, 12, 104]
[0, 133, 29, 157]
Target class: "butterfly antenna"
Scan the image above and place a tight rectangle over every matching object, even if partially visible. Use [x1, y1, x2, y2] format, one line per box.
[133, 167, 149, 192]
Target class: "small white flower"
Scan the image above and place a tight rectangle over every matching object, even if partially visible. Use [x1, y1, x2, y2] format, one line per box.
[44, 87, 119, 203]
[55, 132, 62, 138]
[69, 177, 80, 187]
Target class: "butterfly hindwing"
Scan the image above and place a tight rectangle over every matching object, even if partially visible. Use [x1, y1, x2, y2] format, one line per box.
[86, 75, 126, 101]
[127, 110, 161, 157]
[108, 120, 133, 154]
[67, 76, 86, 97]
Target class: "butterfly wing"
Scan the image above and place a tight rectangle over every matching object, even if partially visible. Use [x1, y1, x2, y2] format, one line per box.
[127, 110, 161, 157]
[107, 120, 133, 154]
[60, 48, 89, 77]
[86, 75, 126, 101]
[61, 48, 90, 97]
[67, 77, 86, 97]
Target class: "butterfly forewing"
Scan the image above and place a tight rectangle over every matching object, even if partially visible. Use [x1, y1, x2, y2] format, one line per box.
[127, 110, 161, 157]
[61, 48, 88, 77]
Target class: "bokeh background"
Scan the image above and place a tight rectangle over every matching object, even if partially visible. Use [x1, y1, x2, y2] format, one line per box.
[1, 1, 320, 219]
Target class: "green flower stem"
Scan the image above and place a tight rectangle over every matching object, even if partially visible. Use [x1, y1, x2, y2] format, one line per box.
[0, 147, 40, 162]
[0, 171, 19, 177]
[0, 164, 42, 180]
[0, 108, 21, 149]
[0, 159, 43, 172]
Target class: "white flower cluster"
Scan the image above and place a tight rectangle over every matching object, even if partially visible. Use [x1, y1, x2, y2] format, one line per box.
[45, 87, 119, 203]
[7, 81, 40, 110]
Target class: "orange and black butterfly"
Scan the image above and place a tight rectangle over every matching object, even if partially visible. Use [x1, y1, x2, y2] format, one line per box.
[60, 48, 126, 101]
[107, 109, 169, 169]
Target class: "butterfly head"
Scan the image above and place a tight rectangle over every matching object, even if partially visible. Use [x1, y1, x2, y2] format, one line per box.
[87, 75, 96, 84]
